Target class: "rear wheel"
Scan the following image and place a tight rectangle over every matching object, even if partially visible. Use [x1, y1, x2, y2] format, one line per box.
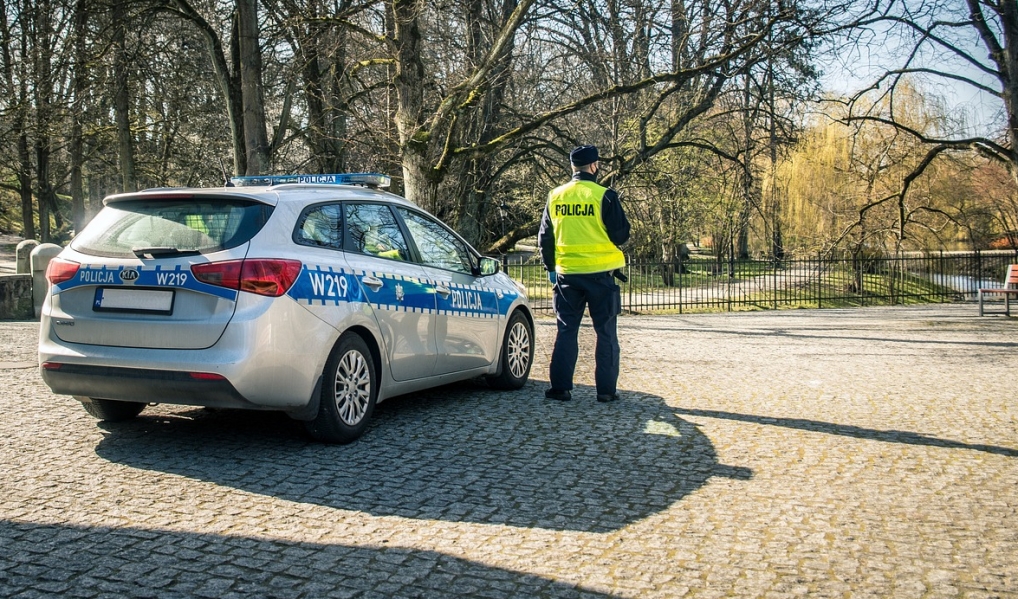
[75, 397, 146, 422]
[486, 310, 533, 390]
[305, 333, 377, 444]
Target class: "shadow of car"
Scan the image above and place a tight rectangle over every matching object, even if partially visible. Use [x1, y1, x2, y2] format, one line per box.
[94, 381, 751, 534]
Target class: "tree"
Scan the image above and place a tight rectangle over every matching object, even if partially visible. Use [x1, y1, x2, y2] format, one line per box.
[777, 82, 1012, 254]
[840, 0, 1018, 216]
[382, 0, 833, 247]
[0, 0, 36, 239]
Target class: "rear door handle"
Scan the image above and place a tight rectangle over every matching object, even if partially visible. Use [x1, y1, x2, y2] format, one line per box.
[362, 275, 383, 291]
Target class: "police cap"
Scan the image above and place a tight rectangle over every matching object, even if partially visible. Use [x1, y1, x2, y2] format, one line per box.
[569, 145, 599, 167]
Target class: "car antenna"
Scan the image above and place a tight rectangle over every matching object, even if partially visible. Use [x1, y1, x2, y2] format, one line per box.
[219, 157, 235, 187]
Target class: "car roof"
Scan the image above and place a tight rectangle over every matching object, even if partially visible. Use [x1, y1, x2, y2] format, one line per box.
[102, 183, 416, 209]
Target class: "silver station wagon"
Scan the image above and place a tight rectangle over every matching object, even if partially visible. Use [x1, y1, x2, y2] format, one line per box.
[39, 173, 535, 443]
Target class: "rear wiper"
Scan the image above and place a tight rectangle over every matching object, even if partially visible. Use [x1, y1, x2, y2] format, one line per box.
[132, 247, 201, 259]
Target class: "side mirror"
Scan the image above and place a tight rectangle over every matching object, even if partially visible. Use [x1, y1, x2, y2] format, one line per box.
[478, 256, 500, 276]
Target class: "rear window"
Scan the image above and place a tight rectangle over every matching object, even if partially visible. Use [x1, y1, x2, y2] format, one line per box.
[71, 198, 273, 258]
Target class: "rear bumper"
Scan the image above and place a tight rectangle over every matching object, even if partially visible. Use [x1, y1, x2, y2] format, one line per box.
[40, 364, 261, 410]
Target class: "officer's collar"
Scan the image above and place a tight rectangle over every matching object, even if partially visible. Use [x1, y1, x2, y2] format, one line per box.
[572, 171, 597, 182]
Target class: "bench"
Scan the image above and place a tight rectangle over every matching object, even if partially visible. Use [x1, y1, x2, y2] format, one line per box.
[978, 264, 1018, 316]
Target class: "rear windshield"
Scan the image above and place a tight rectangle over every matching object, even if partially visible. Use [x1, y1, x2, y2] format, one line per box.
[71, 198, 273, 258]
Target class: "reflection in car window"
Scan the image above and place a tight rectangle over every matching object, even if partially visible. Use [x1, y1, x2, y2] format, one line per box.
[398, 208, 475, 274]
[295, 204, 343, 249]
[345, 203, 409, 261]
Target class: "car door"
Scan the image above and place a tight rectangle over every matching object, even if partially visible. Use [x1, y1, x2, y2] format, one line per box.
[342, 202, 437, 381]
[395, 207, 500, 375]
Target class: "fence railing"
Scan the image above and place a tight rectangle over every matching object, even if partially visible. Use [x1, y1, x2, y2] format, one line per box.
[504, 250, 1018, 314]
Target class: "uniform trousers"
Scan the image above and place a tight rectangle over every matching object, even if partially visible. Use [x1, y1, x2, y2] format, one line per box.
[549, 271, 621, 396]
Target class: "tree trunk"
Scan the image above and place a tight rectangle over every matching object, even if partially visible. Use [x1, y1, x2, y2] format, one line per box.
[391, 0, 431, 206]
[35, 138, 52, 242]
[0, 0, 34, 239]
[32, 0, 57, 240]
[17, 127, 34, 241]
[167, 0, 246, 175]
[659, 192, 676, 286]
[238, 0, 270, 174]
[69, 0, 88, 231]
[301, 32, 348, 173]
[112, 0, 136, 192]
[738, 74, 756, 260]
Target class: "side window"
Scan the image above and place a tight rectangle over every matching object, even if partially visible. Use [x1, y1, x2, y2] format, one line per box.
[295, 204, 343, 249]
[398, 208, 475, 274]
[345, 203, 410, 261]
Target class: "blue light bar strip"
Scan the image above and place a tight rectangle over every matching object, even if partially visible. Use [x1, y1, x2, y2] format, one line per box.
[230, 173, 391, 188]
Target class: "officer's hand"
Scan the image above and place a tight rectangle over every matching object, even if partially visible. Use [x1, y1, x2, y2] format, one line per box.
[548, 271, 556, 284]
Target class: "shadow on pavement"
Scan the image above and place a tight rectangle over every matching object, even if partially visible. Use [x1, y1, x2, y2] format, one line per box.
[93, 382, 751, 533]
[673, 407, 1018, 457]
[0, 519, 621, 598]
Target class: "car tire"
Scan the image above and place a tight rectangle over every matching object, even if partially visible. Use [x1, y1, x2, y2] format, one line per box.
[305, 333, 377, 444]
[76, 397, 146, 422]
[486, 310, 533, 390]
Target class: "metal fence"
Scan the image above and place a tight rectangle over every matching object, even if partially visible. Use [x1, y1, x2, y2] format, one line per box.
[504, 250, 1018, 314]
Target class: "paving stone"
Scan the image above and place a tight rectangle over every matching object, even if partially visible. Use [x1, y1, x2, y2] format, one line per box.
[2, 306, 1017, 597]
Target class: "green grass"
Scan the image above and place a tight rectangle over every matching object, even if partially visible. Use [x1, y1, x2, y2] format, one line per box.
[512, 263, 963, 314]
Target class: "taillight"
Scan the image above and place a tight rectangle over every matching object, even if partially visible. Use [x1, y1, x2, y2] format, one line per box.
[188, 372, 226, 381]
[45, 258, 80, 285]
[191, 261, 242, 290]
[191, 259, 301, 297]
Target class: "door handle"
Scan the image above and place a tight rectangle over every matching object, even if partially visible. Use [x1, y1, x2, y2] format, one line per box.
[435, 284, 451, 297]
[362, 275, 383, 290]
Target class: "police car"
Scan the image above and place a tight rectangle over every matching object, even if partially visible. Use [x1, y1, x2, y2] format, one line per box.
[38, 173, 534, 443]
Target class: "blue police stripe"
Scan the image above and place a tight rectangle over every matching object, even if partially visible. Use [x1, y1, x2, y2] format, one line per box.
[54, 265, 238, 301]
[287, 265, 519, 316]
[287, 265, 366, 305]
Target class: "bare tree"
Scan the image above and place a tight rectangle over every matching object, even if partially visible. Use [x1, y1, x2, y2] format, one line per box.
[0, 0, 36, 239]
[840, 0, 1018, 240]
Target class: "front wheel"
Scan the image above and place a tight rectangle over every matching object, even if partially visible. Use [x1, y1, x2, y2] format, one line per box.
[305, 333, 377, 444]
[75, 397, 146, 422]
[486, 310, 534, 390]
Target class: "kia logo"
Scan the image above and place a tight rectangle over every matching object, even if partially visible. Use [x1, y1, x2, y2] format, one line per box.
[120, 269, 140, 282]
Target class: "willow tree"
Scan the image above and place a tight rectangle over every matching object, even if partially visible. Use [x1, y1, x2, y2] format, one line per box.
[780, 83, 976, 255]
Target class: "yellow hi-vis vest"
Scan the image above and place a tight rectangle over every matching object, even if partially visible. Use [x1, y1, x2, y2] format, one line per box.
[548, 179, 626, 274]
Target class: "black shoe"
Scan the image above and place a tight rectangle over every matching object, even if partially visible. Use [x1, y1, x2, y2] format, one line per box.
[545, 389, 571, 401]
[596, 393, 620, 403]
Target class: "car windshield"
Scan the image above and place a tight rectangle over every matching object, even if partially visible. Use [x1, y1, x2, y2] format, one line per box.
[71, 198, 273, 258]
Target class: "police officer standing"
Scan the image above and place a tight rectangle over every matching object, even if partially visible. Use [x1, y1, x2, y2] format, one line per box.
[538, 145, 631, 402]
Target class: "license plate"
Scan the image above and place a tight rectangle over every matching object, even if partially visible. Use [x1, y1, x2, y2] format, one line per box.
[93, 288, 175, 314]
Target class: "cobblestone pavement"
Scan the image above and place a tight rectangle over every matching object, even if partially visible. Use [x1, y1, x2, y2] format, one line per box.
[2, 304, 1017, 598]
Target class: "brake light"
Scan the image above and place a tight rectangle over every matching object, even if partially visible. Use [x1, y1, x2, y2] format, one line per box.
[188, 372, 226, 381]
[191, 259, 301, 297]
[45, 258, 80, 285]
[191, 260, 242, 289]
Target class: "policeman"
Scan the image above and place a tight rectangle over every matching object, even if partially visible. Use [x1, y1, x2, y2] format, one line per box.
[538, 145, 631, 402]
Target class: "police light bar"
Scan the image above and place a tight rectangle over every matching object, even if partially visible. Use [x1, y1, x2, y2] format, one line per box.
[230, 173, 391, 188]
